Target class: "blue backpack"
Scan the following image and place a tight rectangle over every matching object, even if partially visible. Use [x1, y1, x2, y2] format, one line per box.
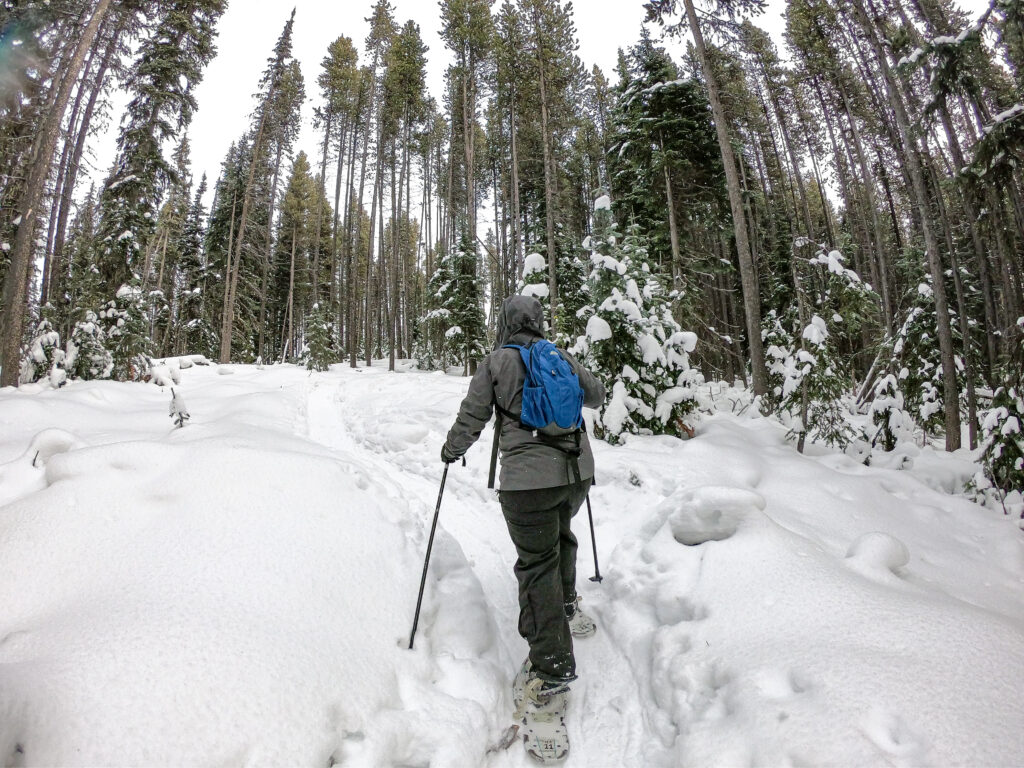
[503, 339, 584, 436]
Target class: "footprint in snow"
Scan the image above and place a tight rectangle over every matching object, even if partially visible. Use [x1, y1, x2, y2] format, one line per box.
[663, 485, 767, 546]
[861, 707, 928, 763]
[654, 591, 709, 625]
[753, 667, 812, 701]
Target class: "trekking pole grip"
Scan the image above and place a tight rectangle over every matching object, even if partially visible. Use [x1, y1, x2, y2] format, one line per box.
[408, 463, 449, 650]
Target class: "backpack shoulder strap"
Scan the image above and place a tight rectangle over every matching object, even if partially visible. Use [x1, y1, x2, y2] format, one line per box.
[495, 343, 531, 426]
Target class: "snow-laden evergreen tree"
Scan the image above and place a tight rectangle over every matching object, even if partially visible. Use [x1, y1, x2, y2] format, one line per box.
[67, 312, 113, 381]
[433, 232, 486, 373]
[868, 373, 914, 452]
[169, 388, 191, 428]
[19, 318, 66, 387]
[101, 285, 152, 381]
[969, 321, 1024, 516]
[60, 188, 103, 340]
[762, 308, 798, 413]
[418, 242, 455, 370]
[773, 315, 857, 451]
[892, 279, 964, 437]
[768, 244, 876, 452]
[574, 196, 699, 444]
[305, 303, 336, 372]
[968, 385, 1024, 517]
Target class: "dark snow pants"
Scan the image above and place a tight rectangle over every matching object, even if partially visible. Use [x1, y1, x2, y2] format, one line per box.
[498, 478, 592, 683]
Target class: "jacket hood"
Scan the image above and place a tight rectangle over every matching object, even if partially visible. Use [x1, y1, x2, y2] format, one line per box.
[495, 295, 545, 348]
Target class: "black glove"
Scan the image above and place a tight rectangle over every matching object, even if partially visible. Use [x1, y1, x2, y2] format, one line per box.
[441, 444, 460, 464]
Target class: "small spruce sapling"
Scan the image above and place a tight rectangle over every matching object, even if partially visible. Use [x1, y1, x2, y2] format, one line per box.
[305, 303, 336, 372]
[67, 311, 114, 380]
[19, 318, 67, 387]
[892, 279, 967, 440]
[779, 315, 858, 451]
[868, 373, 915, 452]
[101, 284, 153, 381]
[762, 309, 797, 413]
[169, 387, 190, 428]
[968, 322, 1024, 517]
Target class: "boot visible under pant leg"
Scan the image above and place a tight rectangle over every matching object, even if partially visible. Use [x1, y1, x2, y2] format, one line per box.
[499, 479, 592, 682]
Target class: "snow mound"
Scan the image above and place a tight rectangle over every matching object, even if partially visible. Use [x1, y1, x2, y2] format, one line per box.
[846, 531, 910, 574]
[665, 485, 766, 545]
[0, 429, 85, 507]
[27, 428, 83, 466]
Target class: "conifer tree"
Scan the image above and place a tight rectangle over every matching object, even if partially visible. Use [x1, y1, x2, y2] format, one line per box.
[869, 373, 914, 453]
[67, 311, 114, 382]
[445, 232, 487, 373]
[574, 196, 700, 444]
[177, 174, 211, 356]
[272, 152, 317, 361]
[96, 0, 226, 290]
[19, 318, 65, 387]
[305, 303, 336, 372]
[219, 10, 300, 363]
[100, 284, 151, 381]
[645, 0, 771, 399]
[0, 0, 114, 387]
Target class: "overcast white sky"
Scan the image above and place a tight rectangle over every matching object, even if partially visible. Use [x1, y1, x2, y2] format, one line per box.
[83, 0, 989, 209]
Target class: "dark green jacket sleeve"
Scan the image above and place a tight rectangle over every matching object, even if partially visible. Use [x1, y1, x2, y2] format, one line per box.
[443, 356, 495, 458]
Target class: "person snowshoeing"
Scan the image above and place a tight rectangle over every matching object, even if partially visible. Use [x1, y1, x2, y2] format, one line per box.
[441, 294, 605, 763]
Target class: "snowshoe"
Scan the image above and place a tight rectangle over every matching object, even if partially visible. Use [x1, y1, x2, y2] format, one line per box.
[520, 675, 570, 763]
[512, 659, 571, 764]
[565, 596, 596, 638]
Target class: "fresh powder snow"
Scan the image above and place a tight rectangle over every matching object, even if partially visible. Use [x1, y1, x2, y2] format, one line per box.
[1, 363, 1022, 767]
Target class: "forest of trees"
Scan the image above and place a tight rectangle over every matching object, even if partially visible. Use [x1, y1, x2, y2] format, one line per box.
[1, 0, 1022, 504]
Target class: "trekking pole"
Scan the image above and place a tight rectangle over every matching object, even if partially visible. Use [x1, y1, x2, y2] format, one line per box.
[408, 460, 459, 650]
[585, 494, 602, 583]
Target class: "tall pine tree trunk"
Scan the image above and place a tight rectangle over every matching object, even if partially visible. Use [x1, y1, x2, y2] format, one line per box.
[50, 20, 121, 323]
[849, 0, 961, 450]
[257, 144, 284, 361]
[220, 97, 272, 364]
[681, 0, 767, 398]
[0, 0, 112, 387]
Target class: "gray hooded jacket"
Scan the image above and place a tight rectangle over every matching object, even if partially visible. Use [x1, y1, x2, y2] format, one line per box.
[443, 295, 605, 491]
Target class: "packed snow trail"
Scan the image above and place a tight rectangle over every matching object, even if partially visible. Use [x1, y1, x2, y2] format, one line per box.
[302, 365, 651, 766]
[1, 361, 1022, 767]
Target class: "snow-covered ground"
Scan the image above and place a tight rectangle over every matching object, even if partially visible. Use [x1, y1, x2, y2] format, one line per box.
[1, 362, 1022, 767]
